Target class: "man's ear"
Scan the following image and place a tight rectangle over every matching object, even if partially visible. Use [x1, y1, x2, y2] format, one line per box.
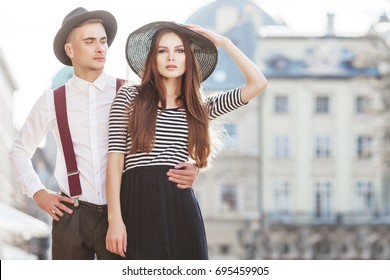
[64, 43, 73, 59]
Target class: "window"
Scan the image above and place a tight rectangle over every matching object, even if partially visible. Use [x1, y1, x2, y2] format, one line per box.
[274, 95, 289, 113]
[314, 180, 332, 218]
[315, 96, 330, 114]
[273, 135, 291, 158]
[272, 179, 290, 215]
[356, 96, 371, 114]
[221, 184, 237, 211]
[222, 123, 238, 149]
[314, 135, 332, 158]
[219, 244, 231, 255]
[356, 180, 375, 213]
[356, 135, 372, 159]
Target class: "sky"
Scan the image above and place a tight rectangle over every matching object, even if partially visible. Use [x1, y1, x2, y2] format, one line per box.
[1, 0, 389, 128]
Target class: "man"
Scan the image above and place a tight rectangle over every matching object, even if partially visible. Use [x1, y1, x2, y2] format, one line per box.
[9, 7, 198, 260]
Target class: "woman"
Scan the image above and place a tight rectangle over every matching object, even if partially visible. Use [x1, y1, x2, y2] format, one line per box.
[105, 21, 267, 259]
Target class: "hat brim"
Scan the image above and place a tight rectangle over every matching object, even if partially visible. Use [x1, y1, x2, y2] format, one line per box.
[53, 10, 117, 66]
[126, 21, 217, 82]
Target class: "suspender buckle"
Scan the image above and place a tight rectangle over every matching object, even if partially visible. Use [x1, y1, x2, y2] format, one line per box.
[73, 197, 80, 207]
[67, 170, 80, 177]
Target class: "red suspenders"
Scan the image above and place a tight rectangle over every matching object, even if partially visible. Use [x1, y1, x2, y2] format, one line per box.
[53, 78, 125, 206]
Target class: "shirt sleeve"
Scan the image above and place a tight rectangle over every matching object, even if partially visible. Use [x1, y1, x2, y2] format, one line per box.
[8, 90, 53, 198]
[205, 87, 246, 120]
[108, 86, 136, 153]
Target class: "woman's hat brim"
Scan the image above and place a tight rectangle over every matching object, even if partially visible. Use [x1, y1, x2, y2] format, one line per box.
[125, 21, 217, 82]
[53, 8, 117, 66]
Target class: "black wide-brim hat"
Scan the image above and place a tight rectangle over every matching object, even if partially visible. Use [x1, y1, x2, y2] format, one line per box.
[126, 21, 218, 82]
[53, 7, 117, 66]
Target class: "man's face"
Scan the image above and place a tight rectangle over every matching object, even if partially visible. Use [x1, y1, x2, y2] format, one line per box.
[65, 22, 108, 72]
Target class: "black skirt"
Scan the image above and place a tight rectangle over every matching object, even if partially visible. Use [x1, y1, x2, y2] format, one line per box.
[120, 165, 208, 260]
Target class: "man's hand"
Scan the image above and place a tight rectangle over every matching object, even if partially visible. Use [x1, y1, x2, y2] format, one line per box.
[33, 189, 74, 221]
[167, 162, 199, 189]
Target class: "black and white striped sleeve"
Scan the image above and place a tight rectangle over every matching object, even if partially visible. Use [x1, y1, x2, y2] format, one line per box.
[108, 86, 137, 153]
[206, 87, 246, 120]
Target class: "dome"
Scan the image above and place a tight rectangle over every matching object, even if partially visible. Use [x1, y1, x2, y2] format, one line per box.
[186, 0, 285, 29]
[185, 0, 284, 90]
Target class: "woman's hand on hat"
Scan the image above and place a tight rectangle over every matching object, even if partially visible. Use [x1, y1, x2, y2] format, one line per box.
[185, 24, 229, 49]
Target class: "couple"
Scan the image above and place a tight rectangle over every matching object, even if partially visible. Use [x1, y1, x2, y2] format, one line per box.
[9, 7, 267, 260]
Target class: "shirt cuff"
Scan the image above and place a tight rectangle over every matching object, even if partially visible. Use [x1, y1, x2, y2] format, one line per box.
[17, 172, 46, 199]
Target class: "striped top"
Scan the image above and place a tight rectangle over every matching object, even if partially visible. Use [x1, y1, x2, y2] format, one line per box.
[108, 85, 245, 171]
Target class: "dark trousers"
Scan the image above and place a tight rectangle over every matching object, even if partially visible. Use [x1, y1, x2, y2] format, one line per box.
[51, 200, 122, 260]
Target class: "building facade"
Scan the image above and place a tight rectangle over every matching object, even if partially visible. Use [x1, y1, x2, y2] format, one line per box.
[188, 0, 390, 259]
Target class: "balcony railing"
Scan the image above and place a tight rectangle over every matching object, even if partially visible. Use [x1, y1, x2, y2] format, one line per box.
[267, 211, 390, 225]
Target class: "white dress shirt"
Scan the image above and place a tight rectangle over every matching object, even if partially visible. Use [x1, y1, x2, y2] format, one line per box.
[9, 72, 119, 205]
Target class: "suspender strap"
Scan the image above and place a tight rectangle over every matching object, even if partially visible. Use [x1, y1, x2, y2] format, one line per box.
[116, 78, 125, 92]
[53, 85, 82, 198]
[53, 78, 125, 198]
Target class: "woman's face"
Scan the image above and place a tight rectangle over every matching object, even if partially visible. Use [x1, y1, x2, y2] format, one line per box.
[156, 32, 186, 79]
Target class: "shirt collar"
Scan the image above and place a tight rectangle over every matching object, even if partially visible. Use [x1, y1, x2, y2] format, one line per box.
[70, 72, 109, 94]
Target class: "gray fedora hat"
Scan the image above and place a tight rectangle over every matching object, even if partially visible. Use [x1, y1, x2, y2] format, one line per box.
[53, 7, 117, 66]
[126, 21, 218, 82]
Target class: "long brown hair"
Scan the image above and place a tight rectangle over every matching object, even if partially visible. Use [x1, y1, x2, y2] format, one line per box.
[128, 28, 211, 168]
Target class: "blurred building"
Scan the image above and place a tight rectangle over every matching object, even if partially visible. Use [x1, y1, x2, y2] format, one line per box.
[0, 49, 18, 205]
[187, 0, 390, 259]
[0, 48, 50, 259]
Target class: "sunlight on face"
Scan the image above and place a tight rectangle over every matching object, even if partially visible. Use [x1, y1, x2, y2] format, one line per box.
[156, 32, 186, 79]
